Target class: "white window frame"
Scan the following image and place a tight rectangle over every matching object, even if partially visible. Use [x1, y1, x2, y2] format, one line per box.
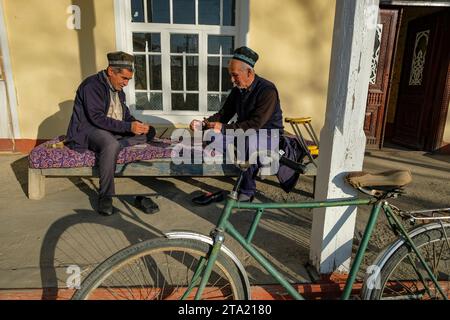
[0, 0, 20, 139]
[114, 0, 249, 124]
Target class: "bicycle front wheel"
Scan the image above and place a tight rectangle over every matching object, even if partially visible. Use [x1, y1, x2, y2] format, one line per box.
[72, 238, 246, 300]
[366, 223, 450, 300]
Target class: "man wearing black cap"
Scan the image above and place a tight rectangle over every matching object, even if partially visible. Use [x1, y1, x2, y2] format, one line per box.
[190, 46, 284, 202]
[66, 51, 155, 215]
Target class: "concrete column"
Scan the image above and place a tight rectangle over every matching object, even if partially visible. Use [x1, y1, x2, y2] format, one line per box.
[309, 0, 379, 274]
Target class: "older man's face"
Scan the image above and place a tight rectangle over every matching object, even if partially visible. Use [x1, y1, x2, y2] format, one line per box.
[107, 67, 133, 91]
[228, 59, 253, 89]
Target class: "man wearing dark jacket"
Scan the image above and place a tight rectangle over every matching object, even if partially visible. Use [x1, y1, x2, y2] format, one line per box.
[66, 51, 151, 216]
[190, 46, 284, 202]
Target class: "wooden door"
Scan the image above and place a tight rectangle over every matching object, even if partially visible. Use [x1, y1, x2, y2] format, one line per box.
[364, 9, 399, 149]
[392, 10, 450, 150]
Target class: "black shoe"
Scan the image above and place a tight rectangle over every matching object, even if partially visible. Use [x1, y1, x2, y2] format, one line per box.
[98, 196, 114, 216]
[135, 196, 160, 214]
[192, 190, 225, 206]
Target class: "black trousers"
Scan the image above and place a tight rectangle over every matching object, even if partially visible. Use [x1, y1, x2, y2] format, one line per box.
[87, 128, 147, 198]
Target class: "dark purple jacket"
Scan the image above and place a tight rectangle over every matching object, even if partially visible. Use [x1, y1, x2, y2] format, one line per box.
[65, 71, 136, 152]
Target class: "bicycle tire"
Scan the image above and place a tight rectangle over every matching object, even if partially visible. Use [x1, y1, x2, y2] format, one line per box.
[72, 237, 246, 300]
[363, 223, 450, 300]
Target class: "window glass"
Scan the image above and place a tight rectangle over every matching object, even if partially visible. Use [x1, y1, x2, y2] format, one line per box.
[172, 93, 198, 111]
[147, 0, 170, 23]
[134, 55, 147, 90]
[149, 56, 162, 90]
[136, 92, 163, 110]
[207, 94, 228, 112]
[221, 57, 232, 91]
[170, 34, 198, 53]
[186, 56, 199, 91]
[131, 0, 145, 22]
[207, 57, 220, 91]
[207, 94, 220, 111]
[198, 0, 220, 25]
[133, 33, 161, 52]
[173, 0, 195, 24]
[223, 0, 236, 26]
[170, 56, 184, 90]
[208, 36, 234, 55]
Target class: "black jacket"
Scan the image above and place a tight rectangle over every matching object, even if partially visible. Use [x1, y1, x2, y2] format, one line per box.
[65, 71, 136, 152]
[207, 75, 284, 132]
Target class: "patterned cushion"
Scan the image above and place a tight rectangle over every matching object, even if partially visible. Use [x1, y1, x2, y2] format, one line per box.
[29, 135, 173, 169]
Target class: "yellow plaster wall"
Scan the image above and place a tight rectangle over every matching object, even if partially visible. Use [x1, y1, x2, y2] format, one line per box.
[2, 0, 116, 139]
[248, 0, 335, 136]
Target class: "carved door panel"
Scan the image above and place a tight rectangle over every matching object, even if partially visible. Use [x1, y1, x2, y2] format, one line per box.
[392, 10, 450, 150]
[364, 9, 399, 148]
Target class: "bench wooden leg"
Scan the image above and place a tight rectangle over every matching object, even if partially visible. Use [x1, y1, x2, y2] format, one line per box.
[28, 168, 45, 200]
[313, 175, 317, 198]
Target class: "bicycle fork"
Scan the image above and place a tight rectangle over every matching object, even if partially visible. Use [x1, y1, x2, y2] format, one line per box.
[183, 200, 236, 300]
[178, 229, 224, 300]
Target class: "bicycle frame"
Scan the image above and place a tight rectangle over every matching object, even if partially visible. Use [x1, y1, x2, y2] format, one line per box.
[189, 194, 448, 300]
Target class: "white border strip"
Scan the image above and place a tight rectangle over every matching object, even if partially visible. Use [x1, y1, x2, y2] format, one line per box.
[0, 0, 20, 138]
[380, 0, 450, 6]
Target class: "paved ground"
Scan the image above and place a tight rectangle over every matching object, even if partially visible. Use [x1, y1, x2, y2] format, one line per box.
[0, 146, 449, 298]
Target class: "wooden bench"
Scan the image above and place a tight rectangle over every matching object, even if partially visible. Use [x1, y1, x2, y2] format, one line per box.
[28, 159, 241, 200]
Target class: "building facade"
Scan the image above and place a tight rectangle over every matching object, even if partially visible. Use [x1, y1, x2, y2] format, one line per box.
[0, 0, 448, 153]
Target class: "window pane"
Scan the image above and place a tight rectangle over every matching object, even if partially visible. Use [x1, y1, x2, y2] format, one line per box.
[186, 57, 198, 91]
[171, 34, 198, 53]
[208, 36, 234, 55]
[222, 94, 230, 104]
[134, 55, 147, 90]
[147, 0, 170, 23]
[173, 0, 195, 24]
[199, 0, 220, 25]
[149, 56, 162, 90]
[207, 94, 221, 112]
[172, 93, 198, 111]
[170, 56, 183, 90]
[131, 0, 144, 22]
[207, 94, 228, 112]
[222, 57, 233, 91]
[133, 33, 161, 52]
[136, 92, 163, 110]
[208, 57, 220, 91]
[223, 0, 235, 26]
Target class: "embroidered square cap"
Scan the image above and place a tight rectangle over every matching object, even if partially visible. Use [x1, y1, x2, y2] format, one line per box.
[107, 51, 135, 70]
[232, 46, 259, 68]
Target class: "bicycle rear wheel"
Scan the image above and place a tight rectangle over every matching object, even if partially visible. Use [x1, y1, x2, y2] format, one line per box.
[72, 237, 246, 300]
[366, 223, 450, 300]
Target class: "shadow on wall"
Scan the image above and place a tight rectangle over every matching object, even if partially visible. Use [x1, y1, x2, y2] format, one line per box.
[37, 100, 75, 141]
[33, 0, 97, 143]
[72, 0, 97, 80]
[255, 0, 334, 132]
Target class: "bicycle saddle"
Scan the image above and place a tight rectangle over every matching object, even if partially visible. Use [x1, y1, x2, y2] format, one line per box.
[346, 170, 412, 188]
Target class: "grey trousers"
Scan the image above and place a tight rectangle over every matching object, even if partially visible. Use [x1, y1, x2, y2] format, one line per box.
[87, 128, 147, 198]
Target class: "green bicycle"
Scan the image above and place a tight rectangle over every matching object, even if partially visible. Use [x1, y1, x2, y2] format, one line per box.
[72, 155, 450, 300]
